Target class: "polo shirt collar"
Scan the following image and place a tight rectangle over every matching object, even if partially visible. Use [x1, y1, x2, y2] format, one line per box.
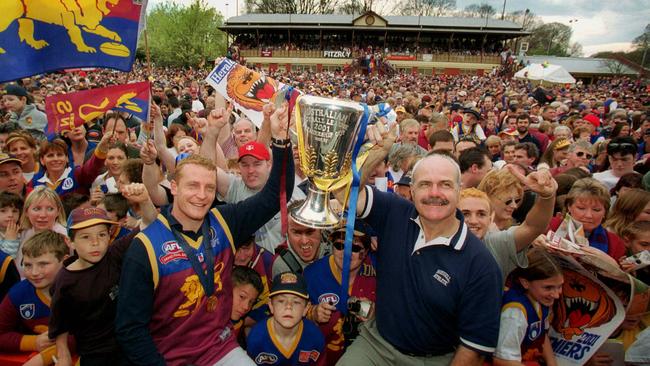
[36, 166, 72, 185]
[410, 209, 468, 254]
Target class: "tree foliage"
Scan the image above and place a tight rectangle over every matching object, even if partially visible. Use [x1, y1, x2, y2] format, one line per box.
[632, 23, 650, 50]
[390, 0, 456, 16]
[463, 3, 496, 18]
[245, 0, 342, 13]
[142, 0, 225, 67]
[527, 22, 574, 57]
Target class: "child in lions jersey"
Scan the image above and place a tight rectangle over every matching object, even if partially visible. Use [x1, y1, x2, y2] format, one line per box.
[247, 272, 325, 366]
[0, 230, 72, 366]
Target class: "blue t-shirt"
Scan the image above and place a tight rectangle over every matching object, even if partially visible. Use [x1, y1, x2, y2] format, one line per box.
[247, 318, 325, 365]
[361, 186, 503, 356]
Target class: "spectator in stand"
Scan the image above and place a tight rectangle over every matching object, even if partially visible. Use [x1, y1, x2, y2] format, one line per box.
[459, 147, 492, 189]
[478, 169, 524, 230]
[2, 85, 47, 132]
[30, 133, 111, 197]
[455, 137, 478, 158]
[516, 114, 542, 153]
[513, 142, 539, 170]
[609, 172, 643, 206]
[0, 122, 21, 152]
[0, 153, 27, 197]
[553, 125, 572, 142]
[500, 141, 518, 165]
[485, 136, 501, 162]
[604, 188, 650, 239]
[537, 138, 570, 171]
[0, 191, 23, 258]
[428, 130, 455, 154]
[548, 178, 626, 260]
[5, 132, 39, 181]
[549, 141, 592, 176]
[592, 137, 637, 190]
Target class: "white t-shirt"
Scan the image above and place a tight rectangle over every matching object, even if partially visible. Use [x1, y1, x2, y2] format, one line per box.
[593, 170, 619, 190]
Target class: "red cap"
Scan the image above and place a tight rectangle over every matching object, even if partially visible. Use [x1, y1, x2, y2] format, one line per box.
[583, 114, 600, 128]
[238, 141, 270, 161]
[67, 207, 116, 232]
[499, 127, 519, 136]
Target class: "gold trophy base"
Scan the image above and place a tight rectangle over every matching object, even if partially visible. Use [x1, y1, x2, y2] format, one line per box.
[290, 184, 339, 229]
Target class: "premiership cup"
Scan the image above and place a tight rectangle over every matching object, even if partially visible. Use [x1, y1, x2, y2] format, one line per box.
[291, 95, 367, 229]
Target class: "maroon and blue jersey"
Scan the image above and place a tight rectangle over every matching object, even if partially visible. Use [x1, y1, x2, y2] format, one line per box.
[136, 209, 238, 365]
[303, 255, 376, 363]
[247, 318, 325, 366]
[502, 285, 550, 362]
[246, 245, 274, 322]
[0, 279, 51, 351]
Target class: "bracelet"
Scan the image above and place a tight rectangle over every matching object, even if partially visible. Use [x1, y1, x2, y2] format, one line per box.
[538, 192, 554, 200]
[271, 137, 291, 147]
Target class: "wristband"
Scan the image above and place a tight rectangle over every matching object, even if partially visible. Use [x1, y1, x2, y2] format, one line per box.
[271, 137, 291, 147]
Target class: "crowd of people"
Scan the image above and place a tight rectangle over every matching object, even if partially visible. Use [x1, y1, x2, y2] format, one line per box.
[0, 57, 648, 366]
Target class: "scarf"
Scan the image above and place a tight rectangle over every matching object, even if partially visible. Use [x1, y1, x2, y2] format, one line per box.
[588, 224, 609, 255]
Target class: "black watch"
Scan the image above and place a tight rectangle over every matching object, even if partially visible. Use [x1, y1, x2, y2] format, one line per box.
[271, 137, 291, 147]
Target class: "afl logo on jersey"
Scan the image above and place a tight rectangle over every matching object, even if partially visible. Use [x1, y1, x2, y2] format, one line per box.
[62, 177, 74, 190]
[159, 241, 187, 264]
[318, 293, 340, 306]
[19, 303, 35, 319]
[255, 352, 278, 364]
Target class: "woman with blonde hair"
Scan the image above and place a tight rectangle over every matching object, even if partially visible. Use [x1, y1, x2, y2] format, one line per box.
[547, 178, 626, 260]
[478, 168, 524, 230]
[605, 188, 650, 238]
[16, 186, 68, 270]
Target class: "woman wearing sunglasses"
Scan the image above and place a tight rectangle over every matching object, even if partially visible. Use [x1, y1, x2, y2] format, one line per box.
[478, 168, 524, 231]
[303, 223, 376, 364]
[548, 178, 626, 260]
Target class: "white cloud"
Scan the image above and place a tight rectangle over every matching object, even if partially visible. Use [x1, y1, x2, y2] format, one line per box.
[583, 42, 634, 57]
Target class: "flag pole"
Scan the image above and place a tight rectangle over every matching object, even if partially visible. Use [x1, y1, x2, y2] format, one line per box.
[144, 28, 152, 77]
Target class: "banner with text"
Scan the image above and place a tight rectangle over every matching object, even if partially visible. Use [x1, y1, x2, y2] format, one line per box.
[45, 81, 150, 136]
[323, 50, 352, 58]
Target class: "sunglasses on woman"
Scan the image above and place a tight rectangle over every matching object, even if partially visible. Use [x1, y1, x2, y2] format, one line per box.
[575, 151, 593, 159]
[502, 197, 522, 206]
[333, 241, 365, 253]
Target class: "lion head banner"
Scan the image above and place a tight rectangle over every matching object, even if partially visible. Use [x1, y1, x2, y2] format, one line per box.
[548, 254, 625, 366]
[0, 0, 147, 82]
[206, 58, 287, 128]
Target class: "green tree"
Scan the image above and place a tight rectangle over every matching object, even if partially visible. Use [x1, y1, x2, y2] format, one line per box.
[391, 0, 456, 16]
[141, 0, 226, 67]
[527, 22, 574, 56]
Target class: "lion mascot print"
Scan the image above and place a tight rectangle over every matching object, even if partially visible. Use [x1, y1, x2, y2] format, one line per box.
[226, 64, 279, 112]
[552, 269, 617, 339]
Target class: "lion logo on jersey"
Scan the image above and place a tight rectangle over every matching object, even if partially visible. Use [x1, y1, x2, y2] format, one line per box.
[226, 64, 279, 111]
[0, 0, 127, 55]
[552, 270, 617, 339]
[173, 262, 226, 317]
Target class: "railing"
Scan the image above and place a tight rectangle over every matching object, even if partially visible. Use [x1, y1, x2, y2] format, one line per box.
[238, 48, 502, 63]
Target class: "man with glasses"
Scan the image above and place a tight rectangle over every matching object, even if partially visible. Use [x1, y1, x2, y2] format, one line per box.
[303, 224, 376, 364]
[593, 136, 638, 189]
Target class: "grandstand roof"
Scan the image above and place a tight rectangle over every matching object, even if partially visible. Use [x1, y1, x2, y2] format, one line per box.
[222, 12, 528, 35]
[522, 56, 638, 75]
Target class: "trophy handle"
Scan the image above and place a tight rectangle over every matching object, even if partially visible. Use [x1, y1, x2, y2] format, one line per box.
[289, 183, 340, 229]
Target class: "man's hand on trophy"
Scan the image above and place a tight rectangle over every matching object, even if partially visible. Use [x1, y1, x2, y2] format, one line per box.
[271, 102, 289, 140]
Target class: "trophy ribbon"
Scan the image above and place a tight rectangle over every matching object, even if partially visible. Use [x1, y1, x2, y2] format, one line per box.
[339, 103, 370, 309]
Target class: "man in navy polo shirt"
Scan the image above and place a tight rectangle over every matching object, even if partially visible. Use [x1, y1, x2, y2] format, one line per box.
[337, 153, 503, 366]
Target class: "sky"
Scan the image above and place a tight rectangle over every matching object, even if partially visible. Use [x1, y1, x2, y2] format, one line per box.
[149, 0, 648, 57]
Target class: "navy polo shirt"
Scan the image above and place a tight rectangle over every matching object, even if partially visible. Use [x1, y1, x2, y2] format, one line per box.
[361, 186, 503, 356]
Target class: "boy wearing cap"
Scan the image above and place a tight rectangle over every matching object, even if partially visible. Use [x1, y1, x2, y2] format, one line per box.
[247, 272, 325, 366]
[303, 226, 376, 364]
[2, 85, 47, 132]
[48, 184, 153, 366]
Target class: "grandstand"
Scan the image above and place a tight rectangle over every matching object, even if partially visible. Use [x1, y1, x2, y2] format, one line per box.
[220, 11, 529, 75]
